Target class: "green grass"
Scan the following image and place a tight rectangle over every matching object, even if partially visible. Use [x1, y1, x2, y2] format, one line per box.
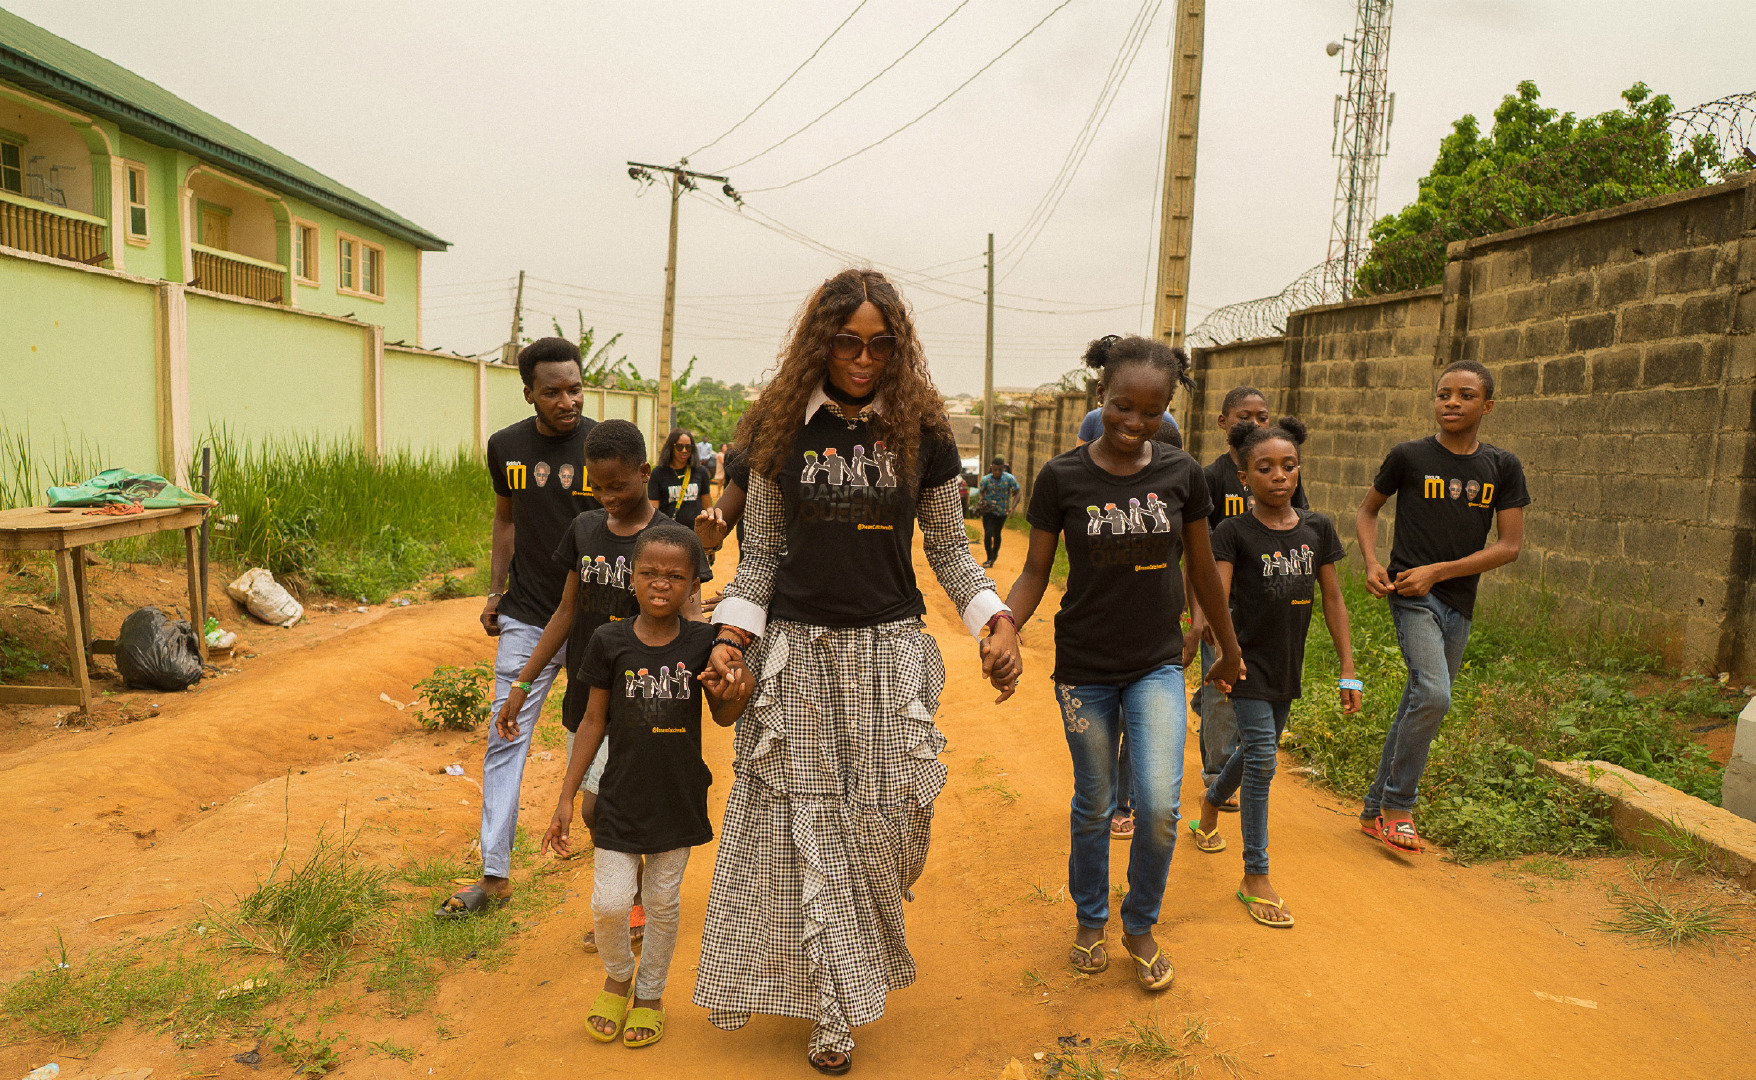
[206, 432, 490, 603]
[1598, 883, 1750, 949]
[1282, 572, 1735, 862]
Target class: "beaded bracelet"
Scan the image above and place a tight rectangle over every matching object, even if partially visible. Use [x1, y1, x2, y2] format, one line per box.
[712, 637, 747, 656]
[1338, 678, 1364, 692]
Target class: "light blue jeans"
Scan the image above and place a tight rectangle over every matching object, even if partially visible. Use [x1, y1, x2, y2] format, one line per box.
[480, 615, 566, 878]
[1364, 593, 1472, 816]
[1205, 698, 1291, 876]
[1056, 664, 1187, 936]
[1194, 640, 1239, 789]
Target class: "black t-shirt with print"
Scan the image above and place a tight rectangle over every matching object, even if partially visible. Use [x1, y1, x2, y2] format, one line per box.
[551, 509, 712, 731]
[486, 415, 600, 628]
[1027, 442, 1212, 686]
[1203, 452, 1308, 531]
[648, 463, 712, 532]
[1373, 436, 1531, 619]
[768, 409, 962, 628]
[579, 618, 717, 854]
[1212, 509, 1346, 702]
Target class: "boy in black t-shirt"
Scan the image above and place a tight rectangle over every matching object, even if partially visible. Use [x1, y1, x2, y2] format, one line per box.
[495, 420, 709, 948]
[540, 524, 751, 1049]
[443, 338, 598, 920]
[1355, 360, 1530, 854]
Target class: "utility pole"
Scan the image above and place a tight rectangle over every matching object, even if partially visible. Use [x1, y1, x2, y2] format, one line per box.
[983, 232, 995, 468]
[626, 160, 738, 437]
[502, 269, 525, 366]
[1151, 0, 1205, 351]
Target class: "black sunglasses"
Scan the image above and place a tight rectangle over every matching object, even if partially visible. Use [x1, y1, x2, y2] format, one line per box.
[831, 333, 898, 362]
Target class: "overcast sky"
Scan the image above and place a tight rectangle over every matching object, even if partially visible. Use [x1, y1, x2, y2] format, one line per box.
[10, 1, 1754, 394]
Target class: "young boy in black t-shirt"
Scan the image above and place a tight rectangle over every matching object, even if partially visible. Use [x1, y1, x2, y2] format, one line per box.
[540, 524, 751, 1049]
[1355, 360, 1530, 854]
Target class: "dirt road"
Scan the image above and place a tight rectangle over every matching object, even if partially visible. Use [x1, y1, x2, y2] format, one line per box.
[1, 535, 1752, 1079]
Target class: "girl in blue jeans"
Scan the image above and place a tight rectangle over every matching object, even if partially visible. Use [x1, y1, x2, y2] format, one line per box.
[1003, 334, 1242, 990]
[1188, 417, 1360, 927]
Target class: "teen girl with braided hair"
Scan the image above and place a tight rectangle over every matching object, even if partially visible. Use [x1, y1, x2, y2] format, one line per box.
[695, 268, 1021, 1075]
[1003, 334, 1242, 993]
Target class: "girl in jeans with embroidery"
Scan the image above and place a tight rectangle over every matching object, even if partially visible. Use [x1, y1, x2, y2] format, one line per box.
[1186, 417, 1360, 927]
[1003, 334, 1242, 991]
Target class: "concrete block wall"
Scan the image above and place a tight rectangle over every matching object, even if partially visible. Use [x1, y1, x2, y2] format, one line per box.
[1189, 173, 1756, 672]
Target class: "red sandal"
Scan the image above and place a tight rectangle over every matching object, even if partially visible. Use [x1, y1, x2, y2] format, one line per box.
[1378, 815, 1423, 855]
[1359, 816, 1381, 840]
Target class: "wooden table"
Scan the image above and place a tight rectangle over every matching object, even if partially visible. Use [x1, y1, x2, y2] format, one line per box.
[0, 504, 211, 711]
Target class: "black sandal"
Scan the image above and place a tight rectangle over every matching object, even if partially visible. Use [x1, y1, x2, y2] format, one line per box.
[809, 1049, 852, 1075]
[434, 883, 507, 920]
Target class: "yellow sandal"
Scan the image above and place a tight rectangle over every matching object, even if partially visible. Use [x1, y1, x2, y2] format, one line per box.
[1237, 889, 1295, 928]
[1186, 818, 1226, 853]
[1130, 946, 1175, 991]
[624, 1006, 665, 1048]
[586, 990, 631, 1043]
[1069, 937, 1108, 974]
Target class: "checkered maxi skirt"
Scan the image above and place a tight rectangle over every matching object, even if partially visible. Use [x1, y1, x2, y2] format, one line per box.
[693, 616, 947, 1054]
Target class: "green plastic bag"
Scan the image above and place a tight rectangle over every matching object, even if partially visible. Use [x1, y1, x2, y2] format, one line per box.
[46, 468, 210, 508]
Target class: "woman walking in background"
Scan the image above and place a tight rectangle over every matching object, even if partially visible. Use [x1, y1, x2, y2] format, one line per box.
[649, 427, 715, 534]
[695, 268, 1021, 1074]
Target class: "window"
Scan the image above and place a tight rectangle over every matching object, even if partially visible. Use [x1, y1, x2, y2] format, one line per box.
[124, 162, 148, 243]
[293, 219, 318, 284]
[337, 231, 385, 299]
[0, 141, 20, 194]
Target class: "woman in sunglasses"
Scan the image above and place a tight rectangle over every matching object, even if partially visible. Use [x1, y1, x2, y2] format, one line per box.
[696, 268, 1020, 1075]
[649, 427, 716, 533]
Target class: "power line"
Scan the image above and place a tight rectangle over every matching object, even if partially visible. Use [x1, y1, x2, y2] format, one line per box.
[685, 0, 870, 160]
[996, 0, 1164, 283]
[743, 0, 1077, 193]
[717, 0, 973, 172]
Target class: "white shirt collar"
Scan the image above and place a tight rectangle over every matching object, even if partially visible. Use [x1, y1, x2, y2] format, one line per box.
[805, 381, 885, 424]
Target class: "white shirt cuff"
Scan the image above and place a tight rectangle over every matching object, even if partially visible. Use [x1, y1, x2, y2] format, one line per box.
[962, 589, 1008, 641]
[711, 596, 768, 639]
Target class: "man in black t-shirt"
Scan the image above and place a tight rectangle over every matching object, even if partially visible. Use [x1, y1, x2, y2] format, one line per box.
[441, 338, 599, 918]
[1355, 360, 1530, 853]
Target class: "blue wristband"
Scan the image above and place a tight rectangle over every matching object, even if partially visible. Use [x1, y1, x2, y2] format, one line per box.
[1338, 678, 1363, 692]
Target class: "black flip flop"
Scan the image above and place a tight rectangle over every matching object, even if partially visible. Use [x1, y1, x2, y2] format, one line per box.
[809, 1049, 852, 1076]
[434, 883, 508, 920]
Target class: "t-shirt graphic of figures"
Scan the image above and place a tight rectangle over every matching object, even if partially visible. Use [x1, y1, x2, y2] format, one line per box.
[1026, 442, 1211, 685]
[1211, 508, 1346, 702]
[1372, 435, 1531, 619]
[551, 509, 711, 731]
[1204, 452, 1307, 531]
[772, 409, 963, 627]
[487, 415, 601, 628]
[579, 618, 719, 854]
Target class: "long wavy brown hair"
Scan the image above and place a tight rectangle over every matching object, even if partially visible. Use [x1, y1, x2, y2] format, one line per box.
[735, 268, 950, 491]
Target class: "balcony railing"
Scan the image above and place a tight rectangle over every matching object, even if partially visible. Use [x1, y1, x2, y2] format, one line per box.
[190, 244, 286, 304]
[0, 189, 106, 263]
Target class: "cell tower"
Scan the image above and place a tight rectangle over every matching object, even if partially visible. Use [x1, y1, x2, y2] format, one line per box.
[1323, 0, 1395, 302]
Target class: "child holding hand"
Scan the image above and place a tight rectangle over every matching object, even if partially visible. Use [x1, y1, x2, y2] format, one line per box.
[1188, 417, 1360, 929]
[542, 523, 751, 1049]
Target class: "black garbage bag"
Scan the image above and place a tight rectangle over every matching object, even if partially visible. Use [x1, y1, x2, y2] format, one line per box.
[115, 606, 203, 691]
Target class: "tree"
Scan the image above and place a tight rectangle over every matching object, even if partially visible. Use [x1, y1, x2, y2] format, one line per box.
[550, 311, 748, 447]
[1355, 82, 1725, 295]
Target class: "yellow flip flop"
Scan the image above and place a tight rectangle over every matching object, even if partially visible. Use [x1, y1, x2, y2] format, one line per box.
[586, 990, 631, 1043]
[1237, 889, 1295, 928]
[1069, 937, 1108, 974]
[624, 1006, 666, 1048]
[1130, 947, 1175, 991]
[1186, 818, 1226, 853]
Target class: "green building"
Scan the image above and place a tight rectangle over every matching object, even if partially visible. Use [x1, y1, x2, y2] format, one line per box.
[0, 7, 446, 342]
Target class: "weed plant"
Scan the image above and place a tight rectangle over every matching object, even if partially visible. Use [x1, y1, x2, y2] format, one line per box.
[208, 828, 393, 979]
[1598, 883, 1750, 949]
[412, 660, 494, 732]
[1285, 572, 1733, 862]
[207, 432, 490, 602]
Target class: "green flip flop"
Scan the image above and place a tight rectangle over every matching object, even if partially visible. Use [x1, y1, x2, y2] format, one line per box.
[1237, 889, 1295, 928]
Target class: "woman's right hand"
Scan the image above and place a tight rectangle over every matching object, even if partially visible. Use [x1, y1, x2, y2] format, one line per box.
[495, 687, 527, 741]
[694, 507, 730, 552]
